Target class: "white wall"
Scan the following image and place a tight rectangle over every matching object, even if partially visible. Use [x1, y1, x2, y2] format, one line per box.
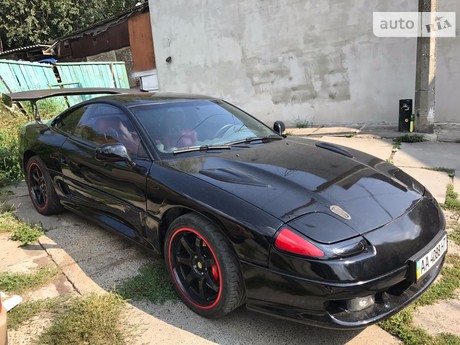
[149, 0, 457, 126]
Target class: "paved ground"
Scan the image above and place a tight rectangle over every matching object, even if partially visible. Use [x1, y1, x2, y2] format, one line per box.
[2, 127, 460, 344]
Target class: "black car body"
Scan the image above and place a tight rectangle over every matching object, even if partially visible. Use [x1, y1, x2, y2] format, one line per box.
[15, 90, 446, 329]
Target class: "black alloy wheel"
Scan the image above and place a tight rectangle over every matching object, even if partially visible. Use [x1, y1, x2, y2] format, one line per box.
[165, 213, 245, 318]
[26, 156, 62, 215]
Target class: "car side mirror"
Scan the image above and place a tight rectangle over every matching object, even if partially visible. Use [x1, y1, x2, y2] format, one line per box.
[273, 121, 285, 135]
[96, 143, 135, 167]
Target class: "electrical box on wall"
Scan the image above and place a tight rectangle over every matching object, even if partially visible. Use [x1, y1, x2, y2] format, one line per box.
[399, 99, 412, 132]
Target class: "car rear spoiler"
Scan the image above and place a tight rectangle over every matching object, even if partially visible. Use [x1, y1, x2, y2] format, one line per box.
[2, 88, 141, 121]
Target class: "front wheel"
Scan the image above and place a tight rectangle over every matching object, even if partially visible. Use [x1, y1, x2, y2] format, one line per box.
[26, 156, 62, 215]
[164, 213, 245, 318]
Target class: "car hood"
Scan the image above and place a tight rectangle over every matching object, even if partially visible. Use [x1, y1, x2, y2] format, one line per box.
[162, 138, 423, 240]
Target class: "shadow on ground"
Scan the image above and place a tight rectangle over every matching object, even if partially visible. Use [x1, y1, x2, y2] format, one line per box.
[6, 183, 366, 345]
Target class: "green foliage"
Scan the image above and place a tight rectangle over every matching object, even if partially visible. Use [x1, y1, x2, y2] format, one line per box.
[449, 222, 460, 246]
[415, 255, 460, 306]
[8, 297, 65, 330]
[11, 222, 45, 246]
[22, 99, 65, 119]
[443, 184, 460, 212]
[425, 167, 456, 178]
[379, 255, 460, 344]
[38, 293, 128, 345]
[0, 106, 28, 187]
[0, 266, 58, 294]
[294, 119, 312, 128]
[116, 263, 178, 303]
[393, 134, 425, 150]
[0, 0, 146, 49]
[0, 204, 19, 233]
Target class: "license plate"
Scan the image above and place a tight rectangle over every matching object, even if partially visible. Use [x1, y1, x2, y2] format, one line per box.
[415, 235, 447, 281]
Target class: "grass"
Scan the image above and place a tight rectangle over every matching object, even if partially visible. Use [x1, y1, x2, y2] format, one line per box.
[0, 101, 62, 188]
[424, 167, 456, 178]
[10, 222, 45, 246]
[0, 265, 58, 294]
[393, 134, 425, 150]
[379, 255, 460, 344]
[380, 310, 460, 345]
[116, 263, 177, 303]
[443, 184, 460, 212]
[0, 105, 28, 187]
[0, 199, 45, 244]
[0, 204, 18, 233]
[448, 222, 460, 246]
[8, 297, 64, 330]
[415, 255, 460, 306]
[294, 118, 312, 128]
[38, 293, 128, 345]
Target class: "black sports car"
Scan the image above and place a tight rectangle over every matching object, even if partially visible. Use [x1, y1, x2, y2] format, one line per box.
[11, 88, 446, 329]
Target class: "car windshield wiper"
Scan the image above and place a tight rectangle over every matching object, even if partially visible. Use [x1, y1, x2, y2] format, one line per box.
[173, 144, 231, 154]
[227, 136, 283, 146]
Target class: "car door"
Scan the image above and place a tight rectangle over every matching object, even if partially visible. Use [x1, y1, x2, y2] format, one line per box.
[59, 102, 152, 242]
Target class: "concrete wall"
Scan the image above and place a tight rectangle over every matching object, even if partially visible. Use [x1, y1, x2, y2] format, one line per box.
[149, 0, 458, 126]
[437, 1, 460, 123]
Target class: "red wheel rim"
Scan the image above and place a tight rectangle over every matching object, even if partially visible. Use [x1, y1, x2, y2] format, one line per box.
[168, 227, 222, 309]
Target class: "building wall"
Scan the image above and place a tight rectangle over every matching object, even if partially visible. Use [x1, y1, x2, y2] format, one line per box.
[149, 0, 459, 125]
[437, 1, 460, 123]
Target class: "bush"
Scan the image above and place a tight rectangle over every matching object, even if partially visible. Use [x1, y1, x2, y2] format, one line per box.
[0, 107, 26, 187]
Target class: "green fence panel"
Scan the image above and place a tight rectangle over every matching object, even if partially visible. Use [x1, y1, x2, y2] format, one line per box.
[55, 62, 130, 106]
[0, 59, 67, 111]
[0, 60, 130, 111]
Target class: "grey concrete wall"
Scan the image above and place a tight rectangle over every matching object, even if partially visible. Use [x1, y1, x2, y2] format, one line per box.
[437, 1, 460, 123]
[149, 0, 457, 126]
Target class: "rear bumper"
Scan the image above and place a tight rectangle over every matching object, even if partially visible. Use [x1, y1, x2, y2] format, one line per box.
[241, 235, 445, 329]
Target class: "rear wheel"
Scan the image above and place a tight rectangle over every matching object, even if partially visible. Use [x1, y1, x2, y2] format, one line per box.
[164, 213, 245, 318]
[26, 156, 62, 215]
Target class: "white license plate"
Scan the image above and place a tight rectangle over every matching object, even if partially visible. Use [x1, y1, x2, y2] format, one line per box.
[415, 235, 448, 281]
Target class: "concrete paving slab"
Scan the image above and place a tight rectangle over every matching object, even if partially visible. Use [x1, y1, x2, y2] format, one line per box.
[130, 300, 399, 345]
[448, 240, 460, 256]
[0, 233, 51, 273]
[393, 142, 460, 171]
[26, 273, 76, 301]
[359, 124, 400, 138]
[413, 300, 460, 337]
[398, 167, 450, 204]
[308, 136, 394, 161]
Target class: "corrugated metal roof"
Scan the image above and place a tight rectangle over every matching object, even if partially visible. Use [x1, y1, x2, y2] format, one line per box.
[0, 44, 51, 57]
[55, 2, 149, 42]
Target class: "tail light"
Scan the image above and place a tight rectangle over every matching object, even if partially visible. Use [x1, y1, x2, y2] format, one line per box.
[275, 228, 324, 257]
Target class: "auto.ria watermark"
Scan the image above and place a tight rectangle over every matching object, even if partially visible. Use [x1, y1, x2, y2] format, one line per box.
[373, 12, 456, 37]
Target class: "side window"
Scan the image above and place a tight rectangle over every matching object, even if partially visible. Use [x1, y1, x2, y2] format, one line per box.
[53, 106, 88, 135]
[73, 104, 142, 156]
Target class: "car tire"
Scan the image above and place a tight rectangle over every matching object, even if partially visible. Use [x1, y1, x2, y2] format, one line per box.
[164, 213, 246, 318]
[26, 156, 62, 215]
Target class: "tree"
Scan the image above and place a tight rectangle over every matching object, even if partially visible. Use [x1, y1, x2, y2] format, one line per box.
[0, 0, 145, 50]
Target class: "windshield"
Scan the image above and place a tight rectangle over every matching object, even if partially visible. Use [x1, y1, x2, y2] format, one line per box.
[129, 99, 279, 156]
